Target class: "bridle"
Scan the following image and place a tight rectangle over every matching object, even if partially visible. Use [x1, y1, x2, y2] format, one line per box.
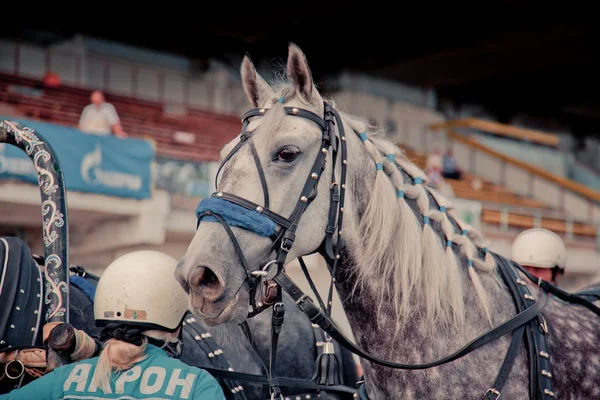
[196, 98, 346, 398]
[195, 99, 600, 399]
[197, 99, 347, 315]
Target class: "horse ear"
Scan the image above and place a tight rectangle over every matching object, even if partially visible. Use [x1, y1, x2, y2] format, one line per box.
[241, 54, 275, 108]
[287, 43, 320, 105]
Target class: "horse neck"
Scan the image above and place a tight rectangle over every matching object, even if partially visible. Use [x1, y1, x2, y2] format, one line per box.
[331, 131, 516, 364]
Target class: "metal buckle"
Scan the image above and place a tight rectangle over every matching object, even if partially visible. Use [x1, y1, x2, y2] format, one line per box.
[4, 350, 25, 380]
[280, 239, 292, 252]
[485, 388, 501, 399]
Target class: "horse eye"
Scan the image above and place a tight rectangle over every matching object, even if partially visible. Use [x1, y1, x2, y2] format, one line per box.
[277, 146, 300, 162]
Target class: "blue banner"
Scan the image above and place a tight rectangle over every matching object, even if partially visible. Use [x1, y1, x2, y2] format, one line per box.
[0, 117, 154, 199]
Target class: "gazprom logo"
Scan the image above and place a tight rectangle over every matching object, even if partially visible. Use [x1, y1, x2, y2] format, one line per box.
[80, 144, 142, 191]
[0, 144, 36, 176]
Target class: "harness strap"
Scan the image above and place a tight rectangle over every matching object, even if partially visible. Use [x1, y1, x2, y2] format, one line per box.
[298, 257, 327, 311]
[214, 192, 292, 230]
[249, 140, 270, 210]
[324, 105, 348, 319]
[484, 326, 525, 400]
[241, 107, 329, 132]
[268, 292, 285, 398]
[274, 271, 549, 370]
[215, 120, 251, 190]
[494, 253, 555, 399]
[574, 289, 600, 302]
[512, 262, 600, 316]
[199, 367, 358, 395]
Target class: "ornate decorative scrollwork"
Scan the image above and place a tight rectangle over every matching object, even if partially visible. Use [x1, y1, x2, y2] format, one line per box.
[41, 199, 65, 247]
[1, 120, 44, 155]
[44, 254, 67, 320]
[34, 151, 58, 195]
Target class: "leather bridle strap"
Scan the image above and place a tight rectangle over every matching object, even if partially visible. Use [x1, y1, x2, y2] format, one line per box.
[512, 261, 600, 317]
[274, 271, 549, 369]
[199, 367, 358, 395]
[484, 326, 526, 400]
[214, 192, 292, 230]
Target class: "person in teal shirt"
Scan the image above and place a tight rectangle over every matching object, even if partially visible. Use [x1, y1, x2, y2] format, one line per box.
[1, 250, 226, 400]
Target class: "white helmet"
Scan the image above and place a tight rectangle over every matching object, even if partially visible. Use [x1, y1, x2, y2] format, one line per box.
[94, 250, 189, 331]
[512, 228, 566, 270]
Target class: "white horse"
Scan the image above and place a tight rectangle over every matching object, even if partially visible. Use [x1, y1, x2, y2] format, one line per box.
[176, 43, 600, 399]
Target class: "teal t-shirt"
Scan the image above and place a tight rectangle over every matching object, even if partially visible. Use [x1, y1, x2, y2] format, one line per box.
[0, 344, 225, 399]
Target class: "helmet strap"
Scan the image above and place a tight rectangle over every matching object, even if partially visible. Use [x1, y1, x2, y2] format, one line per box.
[551, 266, 564, 283]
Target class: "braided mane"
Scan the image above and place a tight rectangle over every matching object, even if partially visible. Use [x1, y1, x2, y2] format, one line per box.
[255, 78, 500, 336]
[339, 110, 498, 335]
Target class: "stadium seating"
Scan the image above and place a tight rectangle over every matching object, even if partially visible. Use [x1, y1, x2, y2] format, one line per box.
[0, 73, 240, 163]
[402, 147, 597, 238]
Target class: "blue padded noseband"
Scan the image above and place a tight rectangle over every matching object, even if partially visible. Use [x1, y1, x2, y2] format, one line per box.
[195, 197, 277, 238]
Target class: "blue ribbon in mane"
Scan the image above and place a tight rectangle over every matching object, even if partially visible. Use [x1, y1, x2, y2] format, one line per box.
[195, 197, 277, 238]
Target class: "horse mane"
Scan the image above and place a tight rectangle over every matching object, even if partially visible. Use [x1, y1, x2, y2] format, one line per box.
[259, 77, 498, 336]
[338, 110, 498, 336]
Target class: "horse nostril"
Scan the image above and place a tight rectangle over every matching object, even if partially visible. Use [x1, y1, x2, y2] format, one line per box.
[189, 266, 225, 301]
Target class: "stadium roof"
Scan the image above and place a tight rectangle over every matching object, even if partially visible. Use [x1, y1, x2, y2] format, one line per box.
[3, 3, 599, 133]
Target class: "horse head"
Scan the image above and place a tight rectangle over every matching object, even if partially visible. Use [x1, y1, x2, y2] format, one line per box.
[176, 44, 354, 325]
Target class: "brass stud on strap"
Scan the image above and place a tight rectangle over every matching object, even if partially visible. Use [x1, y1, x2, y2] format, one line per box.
[524, 294, 535, 300]
[343, 159, 347, 165]
[311, 173, 318, 179]
[259, 108, 266, 114]
[540, 351, 549, 358]
[301, 196, 308, 203]
[516, 278, 527, 286]
[336, 254, 340, 259]
[339, 230, 342, 236]
[321, 148, 328, 155]
[256, 206, 263, 213]
[544, 389, 554, 397]
[341, 184, 346, 189]
[216, 192, 223, 197]
[541, 370, 552, 378]
[340, 207, 344, 213]
[291, 108, 299, 114]
[341, 136, 346, 141]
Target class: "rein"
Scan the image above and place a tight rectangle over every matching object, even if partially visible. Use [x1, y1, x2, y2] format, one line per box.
[196, 99, 600, 399]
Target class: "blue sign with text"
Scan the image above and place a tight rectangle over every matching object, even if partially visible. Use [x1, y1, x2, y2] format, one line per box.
[0, 117, 154, 199]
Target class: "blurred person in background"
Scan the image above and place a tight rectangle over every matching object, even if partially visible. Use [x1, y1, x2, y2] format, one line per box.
[78, 90, 127, 138]
[0, 250, 225, 400]
[426, 149, 455, 198]
[512, 228, 566, 285]
[442, 148, 462, 180]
